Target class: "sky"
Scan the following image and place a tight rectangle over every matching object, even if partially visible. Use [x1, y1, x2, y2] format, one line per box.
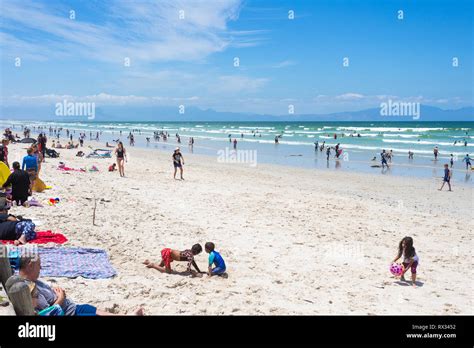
[0, 0, 472, 116]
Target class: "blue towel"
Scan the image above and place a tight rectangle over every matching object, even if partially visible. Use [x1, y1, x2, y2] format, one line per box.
[15, 247, 117, 279]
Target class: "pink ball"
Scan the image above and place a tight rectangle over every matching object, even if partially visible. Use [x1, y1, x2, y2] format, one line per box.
[390, 263, 404, 276]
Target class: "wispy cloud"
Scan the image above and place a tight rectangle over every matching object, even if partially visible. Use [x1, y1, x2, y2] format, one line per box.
[1, 93, 201, 106]
[0, 0, 255, 63]
[272, 60, 296, 68]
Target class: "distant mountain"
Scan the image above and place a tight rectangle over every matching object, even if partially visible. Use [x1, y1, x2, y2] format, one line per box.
[1, 104, 472, 122]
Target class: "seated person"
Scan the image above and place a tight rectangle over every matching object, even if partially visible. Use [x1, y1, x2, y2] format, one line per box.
[205, 242, 227, 277]
[108, 163, 116, 172]
[20, 255, 144, 316]
[143, 244, 203, 276]
[0, 201, 36, 245]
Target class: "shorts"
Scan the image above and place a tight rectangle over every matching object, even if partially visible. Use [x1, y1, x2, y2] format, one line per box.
[161, 248, 173, 269]
[403, 261, 418, 274]
[211, 267, 226, 275]
[173, 162, 182, 168]
[27, 169, 37, 182]
[15, 220, 36, 241]
[443, 178, 450, 183]
[74, 304, 97, 316]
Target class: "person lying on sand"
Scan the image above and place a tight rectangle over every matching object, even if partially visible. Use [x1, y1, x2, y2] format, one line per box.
[0, 200, 36, 245]
[20, 255, 144, 316]
[143, 244, 203, 276]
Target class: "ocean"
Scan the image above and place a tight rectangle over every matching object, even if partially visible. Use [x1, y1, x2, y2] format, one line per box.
[1, 120, 473, 184]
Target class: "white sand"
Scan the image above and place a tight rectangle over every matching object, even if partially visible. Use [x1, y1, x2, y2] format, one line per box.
[4, 141, 473, 315]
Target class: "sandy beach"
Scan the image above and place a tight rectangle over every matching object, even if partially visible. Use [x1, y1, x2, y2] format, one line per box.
[3, 140, 473, 315]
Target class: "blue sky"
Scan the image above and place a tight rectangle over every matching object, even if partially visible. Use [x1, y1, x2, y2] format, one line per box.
[0, 0, 472, 115]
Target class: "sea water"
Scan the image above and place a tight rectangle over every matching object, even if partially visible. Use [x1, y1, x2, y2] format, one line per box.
[1, 120, 473, 184]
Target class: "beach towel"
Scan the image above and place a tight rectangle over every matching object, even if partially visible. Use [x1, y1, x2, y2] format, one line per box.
[36, 247, 116, 279]
[1, 230, 68, 245]
[57, 164, 85, 172]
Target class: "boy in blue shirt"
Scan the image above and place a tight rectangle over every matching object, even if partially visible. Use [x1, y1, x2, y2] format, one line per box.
[205, 242, 226, 277]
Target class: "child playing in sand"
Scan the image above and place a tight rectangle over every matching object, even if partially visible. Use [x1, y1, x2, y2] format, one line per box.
[143, 244, 203, 276]
[392, 236, 419, 287]
[205, 242, 226, 277]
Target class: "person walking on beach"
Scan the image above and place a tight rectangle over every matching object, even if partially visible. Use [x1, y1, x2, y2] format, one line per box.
[462, 154, 472, 170]
[439, 164, 452, 191]
[114, 142, 127, 177]
[433, 146, 439, 160]
[381, 149, 389, 169]
[173, 147, 185, 180]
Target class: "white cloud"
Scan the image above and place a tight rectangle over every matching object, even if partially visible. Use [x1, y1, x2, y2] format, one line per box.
[272, 60, 296, 68]
[334, 93, 365, 100]
[218, 75, 268, 93]
[0, 0, 252, 63]
[1, 93, 200, 106]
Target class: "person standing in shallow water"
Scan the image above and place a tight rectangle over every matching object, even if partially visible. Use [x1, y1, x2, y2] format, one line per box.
[114, 142, 127, 177]
[173, 147, 184, 180]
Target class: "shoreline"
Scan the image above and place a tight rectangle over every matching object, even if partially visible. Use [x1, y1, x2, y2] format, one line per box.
[3, 121, 473, 185]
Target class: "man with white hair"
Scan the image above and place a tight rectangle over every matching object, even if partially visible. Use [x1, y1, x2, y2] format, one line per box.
[19, 255, 144, 316]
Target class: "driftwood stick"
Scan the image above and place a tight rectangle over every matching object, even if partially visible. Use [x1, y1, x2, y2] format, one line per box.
[93, 198, 97, 226]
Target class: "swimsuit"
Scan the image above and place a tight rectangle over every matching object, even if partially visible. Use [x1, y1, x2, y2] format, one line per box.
[173, 153, 182, 168]
[209, 250, 226, 275]
[116, 149, 124, 159]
